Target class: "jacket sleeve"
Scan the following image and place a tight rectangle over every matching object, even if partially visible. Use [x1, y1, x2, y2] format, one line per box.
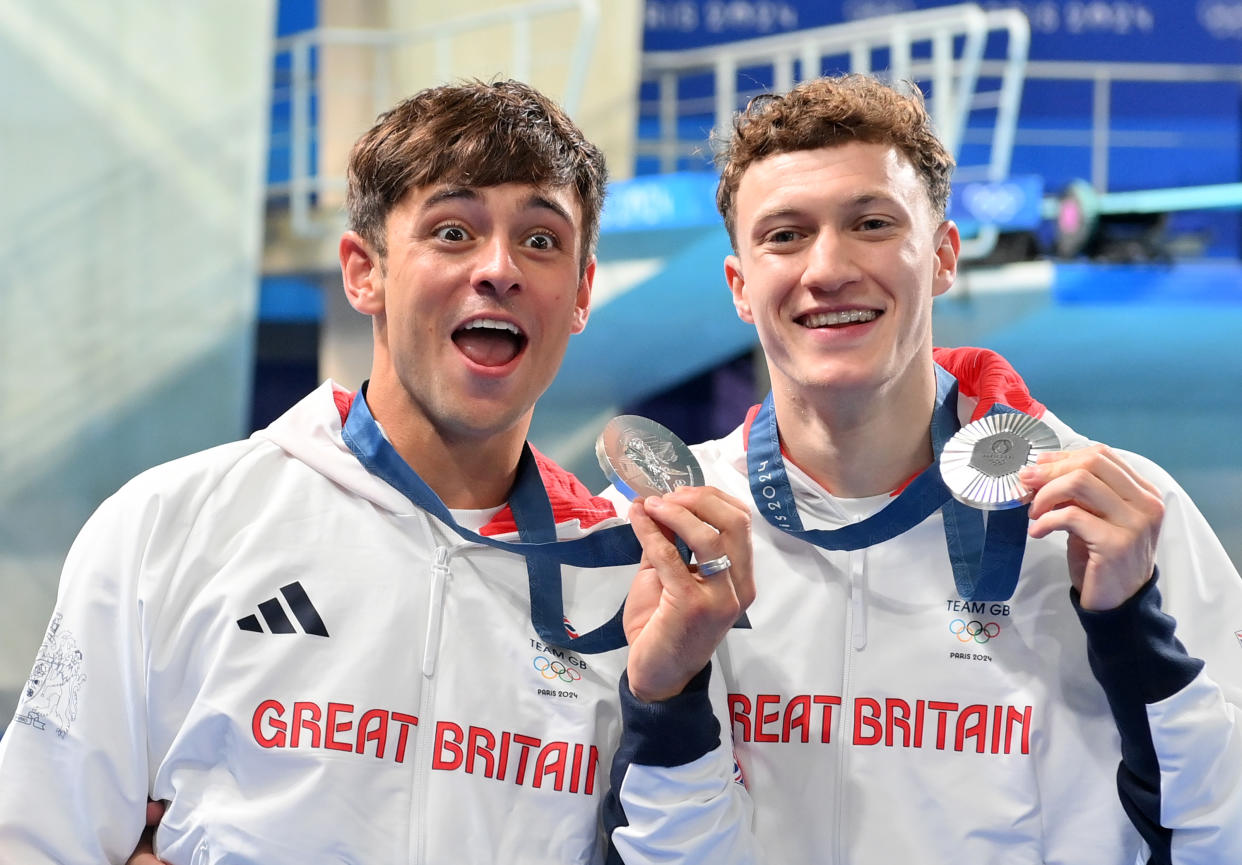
[603, 662, 761, 864]
[0, 491, 152, 864]
[1074, 467, 1242, 865]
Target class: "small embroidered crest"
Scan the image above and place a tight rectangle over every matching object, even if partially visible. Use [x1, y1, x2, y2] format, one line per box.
[19, 613, 86, 738]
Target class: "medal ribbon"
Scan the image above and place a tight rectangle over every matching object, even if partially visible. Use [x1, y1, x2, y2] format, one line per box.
[342, 389, 638, 653]
[746, 364, 1029, 601]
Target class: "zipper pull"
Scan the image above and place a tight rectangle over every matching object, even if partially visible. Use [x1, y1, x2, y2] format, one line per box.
[850, 549, 868, 651]
[423, 547, 451, 677]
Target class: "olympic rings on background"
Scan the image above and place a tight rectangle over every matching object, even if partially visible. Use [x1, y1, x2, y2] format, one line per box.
[949, 619, 1001, 644]
[533, 655, 582, 683]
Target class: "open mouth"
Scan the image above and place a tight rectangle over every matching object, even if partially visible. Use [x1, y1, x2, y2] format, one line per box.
[452, 317, 528, 367]
[797, 309, 880, 329]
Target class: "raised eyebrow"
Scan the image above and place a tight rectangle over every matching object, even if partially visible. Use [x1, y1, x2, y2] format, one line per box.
[521, 192, 574, 229]
[420, 187, 574, 230]
[422, 186, 480, 210]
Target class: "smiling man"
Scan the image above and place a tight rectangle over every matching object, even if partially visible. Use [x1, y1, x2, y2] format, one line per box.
[0, 80, 752, 864]
[605, 74, 1242, 865]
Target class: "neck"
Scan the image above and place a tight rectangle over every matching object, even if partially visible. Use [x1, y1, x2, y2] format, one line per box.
[363, 390, 528, 511]
[771, 363, 939, 499]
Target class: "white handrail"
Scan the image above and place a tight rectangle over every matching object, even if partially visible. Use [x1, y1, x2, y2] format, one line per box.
[636, 3, 1031, 260]
[959, 7, 1030, 259]
[639, 4, 1017, 156]
[272, 0, 600, 237]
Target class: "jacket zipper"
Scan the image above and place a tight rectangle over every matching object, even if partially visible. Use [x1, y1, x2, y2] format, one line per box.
[411, 537, 467, 865]
[836, 517, 869, 865]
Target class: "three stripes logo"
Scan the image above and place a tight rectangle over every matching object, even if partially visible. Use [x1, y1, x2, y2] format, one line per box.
[237, 581, 329, 637]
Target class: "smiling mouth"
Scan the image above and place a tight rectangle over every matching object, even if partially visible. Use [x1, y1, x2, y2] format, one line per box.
[452, 318, 528, 367]
[798, 309, 880, 328]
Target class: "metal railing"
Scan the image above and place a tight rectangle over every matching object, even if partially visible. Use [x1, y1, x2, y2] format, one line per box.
[636, 3, 1030, 258]
[264, 4, 1242, 254]
[987, 59, 1242, 197]
[270, 0, 600, 237]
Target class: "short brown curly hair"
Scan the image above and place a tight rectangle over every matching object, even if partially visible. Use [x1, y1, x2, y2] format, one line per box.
[347, 79, 607, 273]
[715, 74, 954, 250]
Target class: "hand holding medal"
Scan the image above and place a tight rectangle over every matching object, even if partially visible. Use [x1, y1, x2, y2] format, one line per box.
[596, 415, 731, 575]
[941, 410, 1164, 611]
[596, 415, 755, 702]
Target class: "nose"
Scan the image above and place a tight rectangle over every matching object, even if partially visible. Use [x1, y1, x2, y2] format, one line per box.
[473, 235, 522, 296]
[803, 229, 861, 293]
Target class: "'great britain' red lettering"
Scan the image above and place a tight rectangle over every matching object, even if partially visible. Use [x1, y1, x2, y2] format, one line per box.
[251, 700, 598, 795]
[730, 692, 1032, 755]
[253, 699, 418, 762]
[431, 721, 598, 794]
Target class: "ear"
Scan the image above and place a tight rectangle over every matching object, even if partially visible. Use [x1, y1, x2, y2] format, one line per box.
[340, 230, 385, 315]
[931, 220, 960, 298]
[725, 254, 754, 324]
[570, 256, 595, 334]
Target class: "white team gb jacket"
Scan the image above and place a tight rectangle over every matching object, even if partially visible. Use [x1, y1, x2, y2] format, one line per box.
[0, 381, 639, 865]
[606, 351, 1242, 865]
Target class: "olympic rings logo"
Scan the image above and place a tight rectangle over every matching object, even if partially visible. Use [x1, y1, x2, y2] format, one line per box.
[533, 655, 582, 683]
[950, 619, 1000, 644]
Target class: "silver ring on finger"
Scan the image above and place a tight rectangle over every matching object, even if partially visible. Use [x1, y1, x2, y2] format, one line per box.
[696, 554, 732, 577]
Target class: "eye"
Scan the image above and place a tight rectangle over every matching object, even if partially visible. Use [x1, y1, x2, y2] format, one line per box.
[763, 228, 802, 245]
[434, 224, 470, 242]
[857, 217, 894, 232]
[523, 231, 558, 251]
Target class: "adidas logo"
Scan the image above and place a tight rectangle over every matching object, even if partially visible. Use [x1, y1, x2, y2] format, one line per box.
[237, 581, 329, 637]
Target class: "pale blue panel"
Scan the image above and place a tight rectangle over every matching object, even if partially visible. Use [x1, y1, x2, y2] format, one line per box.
[0, 0, 277, 721]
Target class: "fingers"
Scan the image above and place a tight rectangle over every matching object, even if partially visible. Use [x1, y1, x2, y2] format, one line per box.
[1027, 444, 1160, 502]
[145, 799, 165, 827]
[1020, 445, 1164, 535]
[122, 798, 169, 865]
[623, 485, 756, 702]
[627, 497, 683, 573]
[127, 829, 158, 864]
[1017, 444, 1163, 610]
[634, 486, 755, 606]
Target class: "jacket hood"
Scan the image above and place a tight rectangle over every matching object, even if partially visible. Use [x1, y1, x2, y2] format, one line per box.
[931, 346, 1087, 450]
[252, 381, 621, 538]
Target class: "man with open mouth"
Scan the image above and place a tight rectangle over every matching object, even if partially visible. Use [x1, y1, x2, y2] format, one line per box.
[0, 79, 753, 864]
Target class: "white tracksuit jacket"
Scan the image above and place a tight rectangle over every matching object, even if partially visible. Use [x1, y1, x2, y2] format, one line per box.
[606, 351, 1242, 865]
[0, 381, 644, 865]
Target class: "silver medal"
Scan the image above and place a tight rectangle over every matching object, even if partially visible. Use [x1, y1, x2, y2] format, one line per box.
[940, 413, 1061, 510]
[596, 415, 704, 501]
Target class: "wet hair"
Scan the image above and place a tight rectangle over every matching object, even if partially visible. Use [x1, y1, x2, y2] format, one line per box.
[714, 74, 954, 249]
[346, 79, 607, 271]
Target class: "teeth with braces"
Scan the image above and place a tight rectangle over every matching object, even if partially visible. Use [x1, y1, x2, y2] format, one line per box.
[802, 309, 878, 327]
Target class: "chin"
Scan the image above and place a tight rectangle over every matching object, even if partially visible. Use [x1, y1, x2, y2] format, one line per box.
[444, 401, 532, 440]
[794, 359, 883, 390]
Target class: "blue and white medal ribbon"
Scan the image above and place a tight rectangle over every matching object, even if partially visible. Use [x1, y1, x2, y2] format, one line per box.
[746, 365, 1031, 601]
[343, 387, 639, 653]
